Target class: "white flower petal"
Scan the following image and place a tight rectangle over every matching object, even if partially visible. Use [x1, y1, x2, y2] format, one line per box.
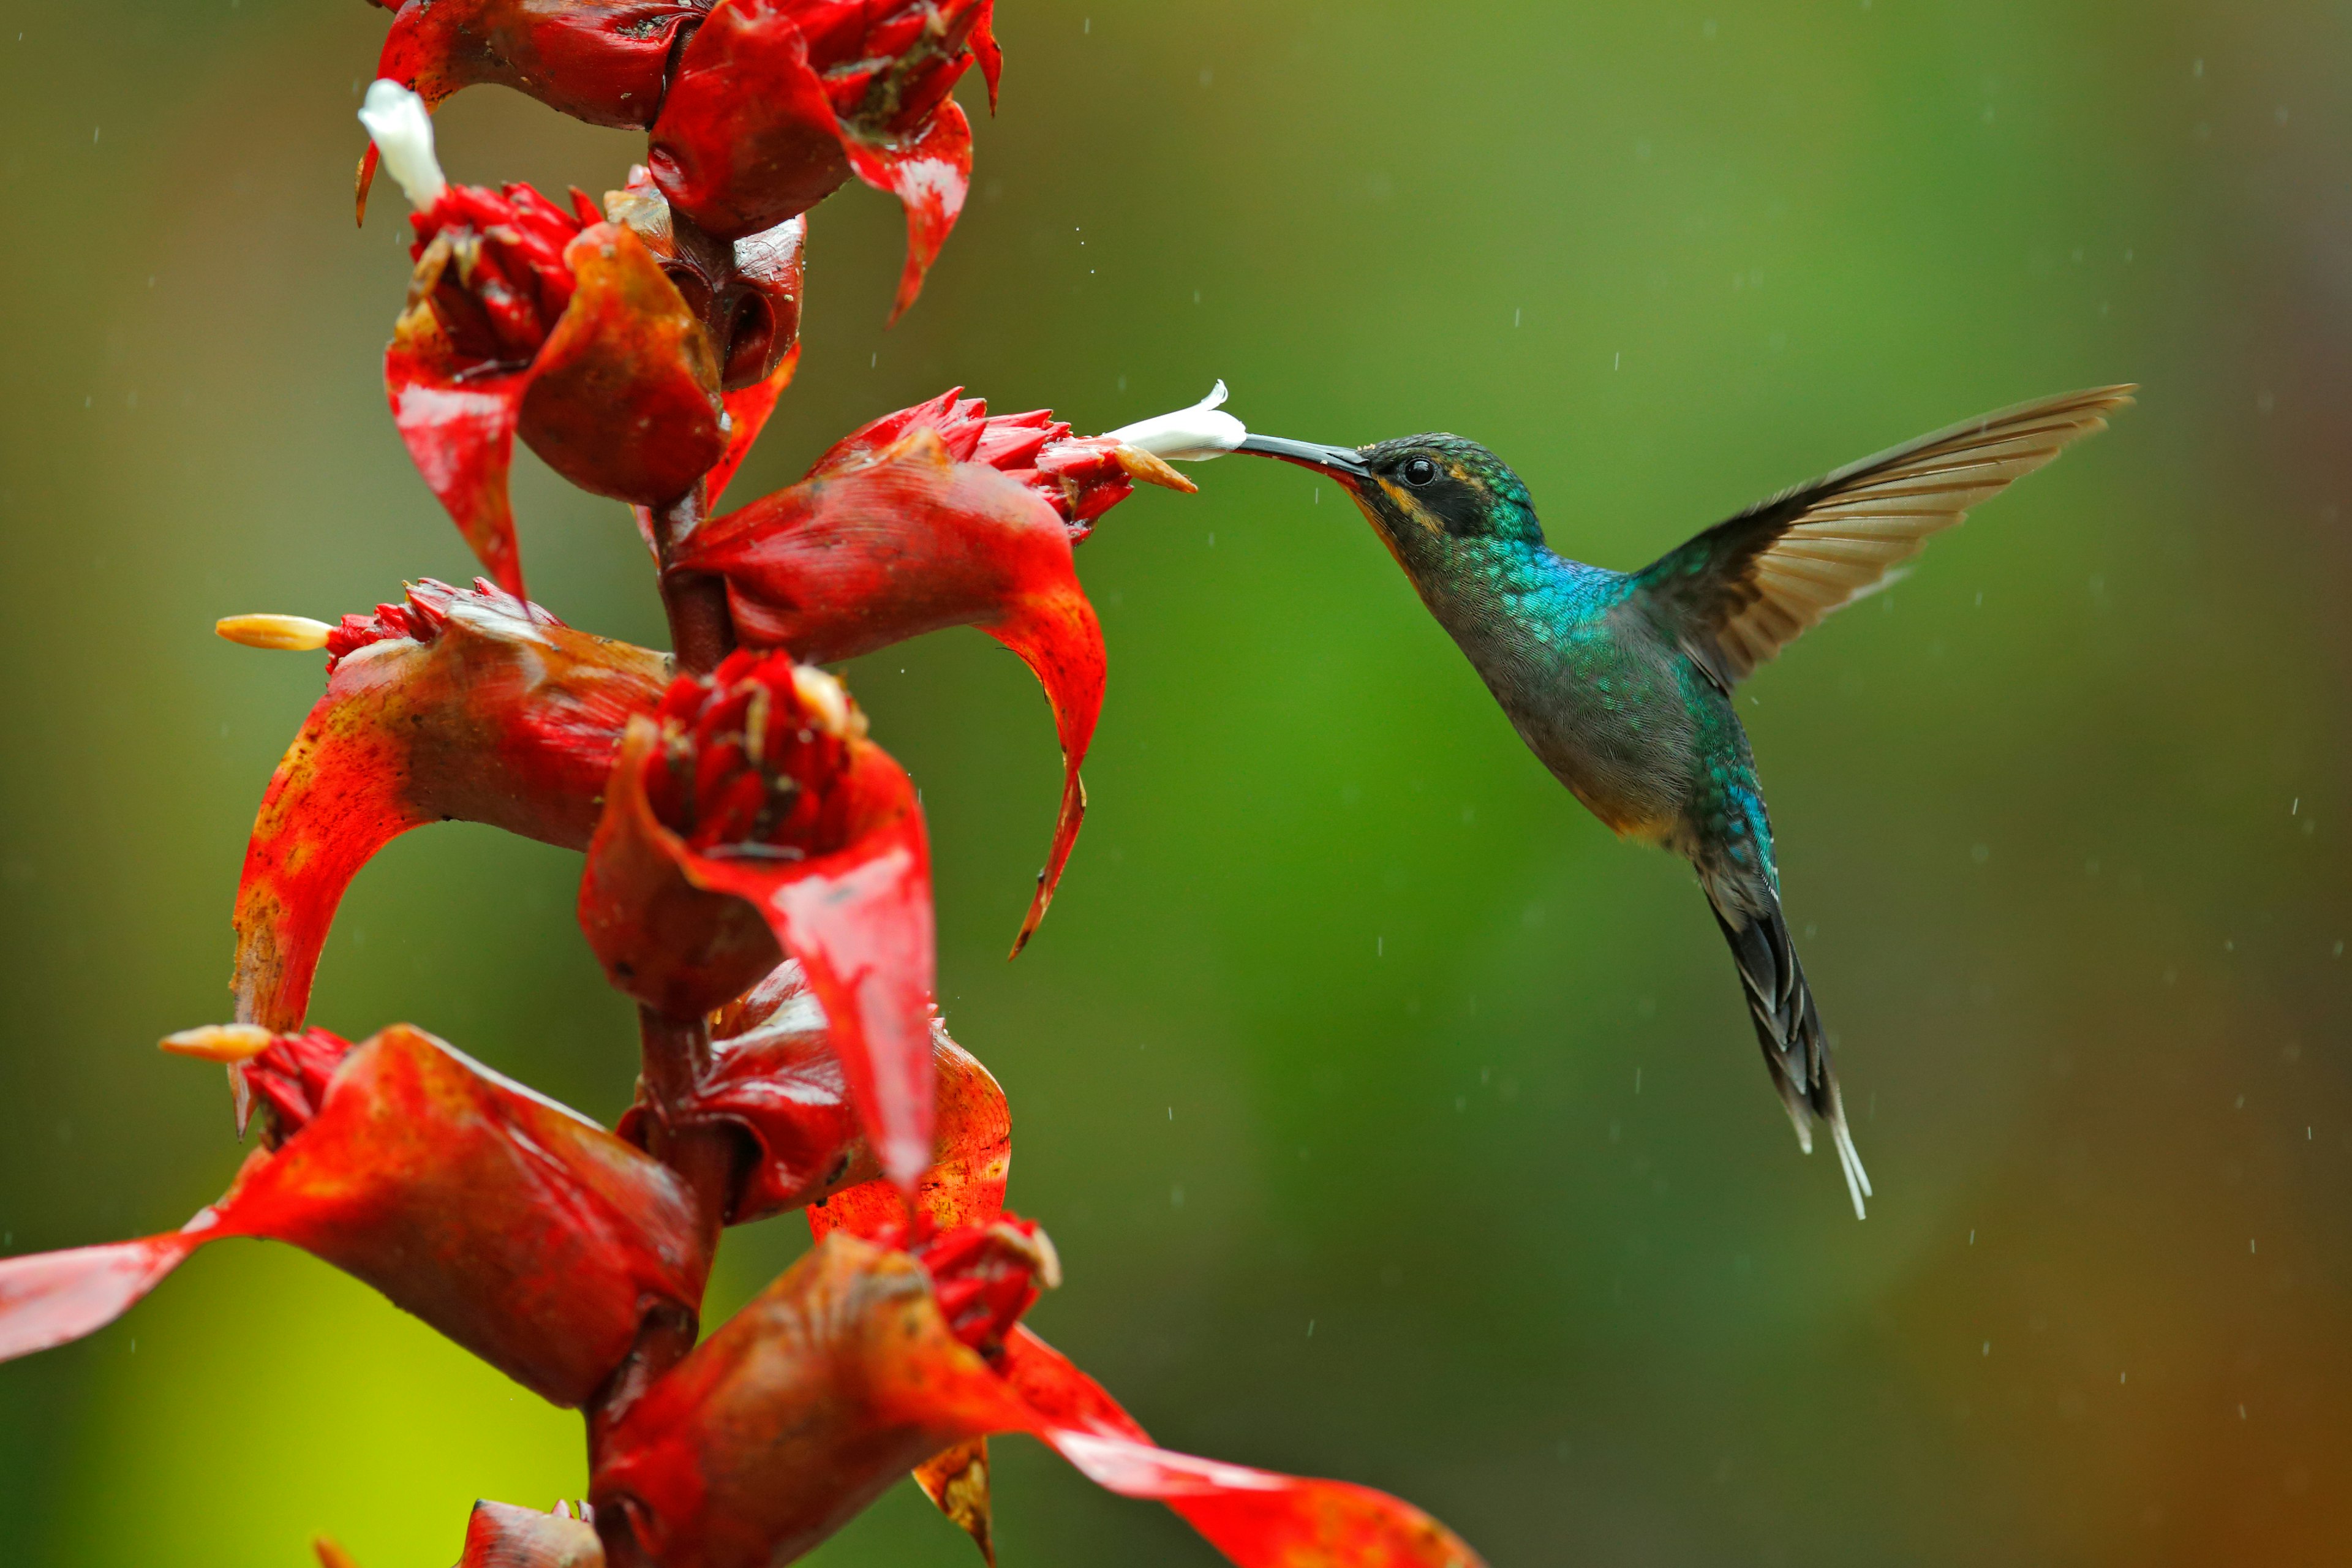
[358, 79, 448, 211]
[1102, 380, 1248, 462]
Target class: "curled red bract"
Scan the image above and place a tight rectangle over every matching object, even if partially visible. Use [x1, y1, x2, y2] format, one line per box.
[388, 192, 725, 595]
[615, 960, 1008, 1227]
[586, 1231, 1483, 1568]
[674, 391, 1191, 954]
[372, 0, 694, 129]
[646, 0, 990, 315]
[578, 652, 937, 1196]
[0, 1025, 711, 1409]
[230, 579, 667, 1034]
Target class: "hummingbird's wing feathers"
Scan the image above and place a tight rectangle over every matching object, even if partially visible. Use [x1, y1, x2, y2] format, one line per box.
[1632, 385, 2135, 688]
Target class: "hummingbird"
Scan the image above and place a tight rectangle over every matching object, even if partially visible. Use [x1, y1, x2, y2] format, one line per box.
[1232, 386, 2133, 1217]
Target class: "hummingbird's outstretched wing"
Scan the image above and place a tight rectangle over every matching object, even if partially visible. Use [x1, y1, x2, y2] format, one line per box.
[1631, 384, 2135, 690]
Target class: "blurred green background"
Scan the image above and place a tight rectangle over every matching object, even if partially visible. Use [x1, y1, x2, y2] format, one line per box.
[3, 1, 2348, 1563]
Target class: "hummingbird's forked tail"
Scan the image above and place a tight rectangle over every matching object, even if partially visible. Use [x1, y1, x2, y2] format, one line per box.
[1703, 886, 1872, 1219]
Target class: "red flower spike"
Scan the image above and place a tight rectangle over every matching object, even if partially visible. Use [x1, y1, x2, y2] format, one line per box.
[227, 579, 667, 1033]
[615, 961, 1007, 1227]
[0, 1026, 711, 1409]
[387, 189, 725, 594]
[578, 655, 937, 1195]
[676, 395, 1193, 954]
[586, 1233, 1484, 1568]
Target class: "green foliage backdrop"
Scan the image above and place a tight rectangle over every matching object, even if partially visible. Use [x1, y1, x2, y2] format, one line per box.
[2, 2, 2346, 1563]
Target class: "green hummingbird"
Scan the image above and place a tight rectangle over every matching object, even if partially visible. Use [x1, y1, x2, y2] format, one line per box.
[1234, 385, 2133, 1216]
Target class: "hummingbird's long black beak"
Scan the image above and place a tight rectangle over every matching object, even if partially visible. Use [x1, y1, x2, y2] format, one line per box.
[1235, 433, 1371, 478]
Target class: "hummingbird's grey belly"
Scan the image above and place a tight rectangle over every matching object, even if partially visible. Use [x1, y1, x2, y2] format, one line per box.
[1469, 639, 1698, 843]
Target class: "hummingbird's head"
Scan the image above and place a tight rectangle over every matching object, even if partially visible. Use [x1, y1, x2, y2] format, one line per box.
[1235, 431, 1545, 562]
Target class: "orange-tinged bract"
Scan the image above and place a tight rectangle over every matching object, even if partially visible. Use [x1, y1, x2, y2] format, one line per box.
[228, 579, 667, 1034]
[0, 1025, 710, 1409]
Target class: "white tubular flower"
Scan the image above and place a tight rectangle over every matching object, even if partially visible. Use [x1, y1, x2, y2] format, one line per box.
[358, 80, 448, 211]
[1102, 380, 1248, 462]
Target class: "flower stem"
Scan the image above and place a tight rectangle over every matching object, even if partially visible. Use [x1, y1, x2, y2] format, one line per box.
[589, 480, 753, 1488]
[651, 486, 736, 675]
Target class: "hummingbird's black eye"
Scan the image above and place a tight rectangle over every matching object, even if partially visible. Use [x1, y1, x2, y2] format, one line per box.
[1401, 456, 1439, 486]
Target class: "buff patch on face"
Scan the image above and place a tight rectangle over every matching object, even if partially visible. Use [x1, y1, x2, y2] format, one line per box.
[1373, 477, 1451, 538]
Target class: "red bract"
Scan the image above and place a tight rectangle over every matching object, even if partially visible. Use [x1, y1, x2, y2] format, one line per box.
[607, 168, 807, 399]
[369, 0, 693, 132]
[578, 651, 937, 1195]
[616, 960, 1008, 1227]
[224, 579, 666, 1035]
[0, 1025, 710, 1409]
[647, 0, 993, 316]
[587, 1229, 1482, 1568]
[673, 390, 1194, 954]
[364, 0, 995, 318]
[389, 182, 725, 595]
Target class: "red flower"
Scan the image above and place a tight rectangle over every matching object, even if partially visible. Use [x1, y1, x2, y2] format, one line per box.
[359, 81, 807, 595]
[671, 388, 1196, 954]
[0, 1024, 712, 1410]
[218, 579, 668, 1035]
[647, 0, 995, 316]
[363, 0, 996, 317]
[385, 173, 725, 597]
[616, 960, 1008, 1229]
[577, 651, 937, 1196]
[587, 1226, 1484, 1568]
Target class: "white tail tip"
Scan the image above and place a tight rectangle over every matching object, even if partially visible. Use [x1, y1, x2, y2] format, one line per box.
[1831, 1114, 1872, 1220]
